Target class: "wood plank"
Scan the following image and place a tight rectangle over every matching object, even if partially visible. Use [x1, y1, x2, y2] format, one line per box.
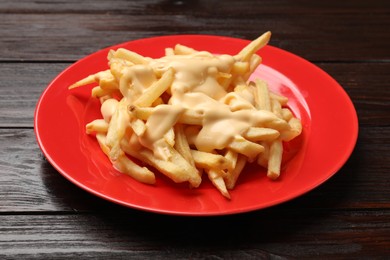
[289, 125, 390, 209]
[317, 63, 390, 126]
[0, 62, 388, 127]
[0, 63, 69, 127]
[0, 210, 389, 258]
[1, 0, 388, 14]
[0, 11, 388, 61]
[0, 127, 388, 212]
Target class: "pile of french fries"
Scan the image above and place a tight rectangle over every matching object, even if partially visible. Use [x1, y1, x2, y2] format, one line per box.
[69, 31, 302, 199]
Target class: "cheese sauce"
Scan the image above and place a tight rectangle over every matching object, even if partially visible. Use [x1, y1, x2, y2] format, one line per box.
[105, 51, 281, 154]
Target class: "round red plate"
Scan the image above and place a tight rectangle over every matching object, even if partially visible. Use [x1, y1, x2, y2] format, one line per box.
[34, 35, 358, 216]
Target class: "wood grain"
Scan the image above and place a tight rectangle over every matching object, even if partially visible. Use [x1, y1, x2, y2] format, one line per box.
[317, 63, 390, 126]
[0, 7, 389, 61]
[0, 63, 69, 127]
[1, 0, 388, 14]
[0, 210, 389, 258]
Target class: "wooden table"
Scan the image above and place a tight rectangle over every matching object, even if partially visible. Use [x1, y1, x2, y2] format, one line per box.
[1, 1, 389, 258]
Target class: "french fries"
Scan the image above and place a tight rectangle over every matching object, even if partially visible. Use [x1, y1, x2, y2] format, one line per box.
[69, 31, 302, 199]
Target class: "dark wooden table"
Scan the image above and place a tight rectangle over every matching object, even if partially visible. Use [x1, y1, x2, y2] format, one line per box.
[1, 1, 389, 258]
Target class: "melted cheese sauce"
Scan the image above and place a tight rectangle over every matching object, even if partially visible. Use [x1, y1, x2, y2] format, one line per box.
[105, 51, 281, 154]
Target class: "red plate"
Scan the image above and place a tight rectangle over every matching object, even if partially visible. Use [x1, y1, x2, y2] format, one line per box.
[34, 35, 358, 216]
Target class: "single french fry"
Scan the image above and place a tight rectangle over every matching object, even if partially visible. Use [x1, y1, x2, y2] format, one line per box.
[98, 134, 154, 185]
[92, 86, 112, 98]
[106, 98, 130, 161]
[174, 44, 197, 55]
[191, 150, 230, 171]
[130, 118, 146, 136]
[86, 119, 109, 134]
[256, 141, 270, 168]
[113, 48, 149, 65]
[254, 79, 271, 111]
[243, 127, 280, 142]
[281, 108, 293, 121]
[94, 70, 115, 82]
[235, 31, 271, 62]
[99, 76, 119, 91]
[289, 117, 302, 135]
[232, 61, 249, 75]
[107, 49, 115, 60]
[68, 70, 112, 89]
[143, 148, 201, 187]
[270, 92, 289, 106]
[225, 153, 247, 189]
[165, 47, 174, 56]
[128, 105, 152, 120]
[68, 75, 95, 89]
[174, 124, 196, 168]
[267, 139, 283, 179]
[271, 98, 282, 118]
[224, 149, 238, 172]
[164, 127, 175, 147]
[96, 133, 111, 157]
[248, 54, 262, 75]
[108, 57, 134, 80]
[243, 55, 262, 81]
[93, 88, 121, 101]
[114, 154, 156, 184]
[251, 110, 290, 131]
[228, 135, 264, 161]
[281, 117, 302, 142]
[207, 169, 230, 199]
